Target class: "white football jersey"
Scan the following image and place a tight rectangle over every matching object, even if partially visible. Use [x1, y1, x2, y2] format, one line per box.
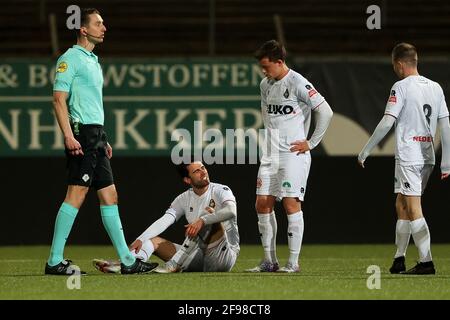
[385, 75, 449, 165]
[260, 69, 325, 154]
[166, 183, 240, 252]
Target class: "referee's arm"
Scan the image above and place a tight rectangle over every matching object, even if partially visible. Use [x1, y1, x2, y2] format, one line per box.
[53, 91, 83, 156]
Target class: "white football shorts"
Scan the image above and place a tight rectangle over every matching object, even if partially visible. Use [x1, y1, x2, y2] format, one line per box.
[256, 152, 311, 201]
[394, 164, 434, 196]
[174, 236, 238, 272]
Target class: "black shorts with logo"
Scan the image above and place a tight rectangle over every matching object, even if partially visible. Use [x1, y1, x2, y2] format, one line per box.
[66, 124, 114, 190]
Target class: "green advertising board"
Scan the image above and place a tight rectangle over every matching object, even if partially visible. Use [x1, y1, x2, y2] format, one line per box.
[0, 58, 264, 156]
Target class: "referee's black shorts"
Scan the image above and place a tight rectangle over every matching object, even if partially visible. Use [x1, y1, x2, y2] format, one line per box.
[66, 124, 114, 190]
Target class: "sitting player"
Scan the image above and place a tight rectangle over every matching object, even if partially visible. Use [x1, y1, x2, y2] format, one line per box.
[93, 161, 240, 273]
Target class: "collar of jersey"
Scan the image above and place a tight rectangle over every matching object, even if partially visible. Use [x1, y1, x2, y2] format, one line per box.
[190, 184, 211, 198]
[72, 45, 98, 59]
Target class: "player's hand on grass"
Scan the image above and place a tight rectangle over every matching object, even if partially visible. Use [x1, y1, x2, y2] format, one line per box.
[65, 136, 84, 156]
[185, 219, 205, 238]
[290, 140, 310, 154]
[129, 239, 143, 253]
[441, 173, 449, 180]
[106, 142, 113, 159]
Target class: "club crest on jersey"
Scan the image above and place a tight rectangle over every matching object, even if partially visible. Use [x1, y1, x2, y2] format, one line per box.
[283, 88, 289, 98]
[267, 104, 294, 115]
[209, 199, 216, 208]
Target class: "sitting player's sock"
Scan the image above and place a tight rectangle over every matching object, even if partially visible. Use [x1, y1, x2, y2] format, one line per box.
[258, 213, 276, 263]
[287, 211, 303, 266]
[47, 202, 79, 266]
[410, 217, 432, 263]
[100, 205, 136, 267]
[132, 239, 155, 261]
[394, 219, 411, 258]
[170, 236, 199, 269]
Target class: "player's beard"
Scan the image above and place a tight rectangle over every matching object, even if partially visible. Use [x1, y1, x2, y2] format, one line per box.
[192, 176, 210, 188]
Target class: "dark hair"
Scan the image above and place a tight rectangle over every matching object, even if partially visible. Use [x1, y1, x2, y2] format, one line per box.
[392, 43, 418, 66]
[176, 163, 190, 179]
[254, 40, 286, 62]
[76, 8, 100, 38]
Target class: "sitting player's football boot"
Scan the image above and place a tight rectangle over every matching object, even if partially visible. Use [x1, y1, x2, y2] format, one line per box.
[45, 259, 86, 275]
[389, 256, 406, 274]
[401, 261, 435, 275]
[245, 260, 279, 272]
[153, 260, 182, 273]
[277, 262, 300, 273]
[93, 258, 121, 274]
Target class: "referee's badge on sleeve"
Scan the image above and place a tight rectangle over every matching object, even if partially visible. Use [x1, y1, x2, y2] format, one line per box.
[57, 62, 68, 73]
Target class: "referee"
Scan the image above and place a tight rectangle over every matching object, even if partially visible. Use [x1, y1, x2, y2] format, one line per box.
[45, 8, 157, 275]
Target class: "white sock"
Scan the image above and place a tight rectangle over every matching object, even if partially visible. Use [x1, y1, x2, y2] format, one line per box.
[171, 237, 199, 267]
[287, 211, 303, 266]
[410, 218, 432, 263]
[394, 219, 411, 258]
[257, 212, 277, 263]
[132, 239, 154, 262]
[268, 211, 278, 263]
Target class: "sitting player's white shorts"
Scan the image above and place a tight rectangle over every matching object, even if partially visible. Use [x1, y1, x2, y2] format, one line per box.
[394, 163, 434, 196]
[256, 152, 311, 201]
[174, 236, 238, 272]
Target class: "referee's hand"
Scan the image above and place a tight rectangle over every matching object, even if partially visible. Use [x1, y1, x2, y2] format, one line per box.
[65, 136, 84, 156]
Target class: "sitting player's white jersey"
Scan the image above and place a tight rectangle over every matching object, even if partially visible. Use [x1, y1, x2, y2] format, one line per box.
[166, 182, 240, 253]
[385, 75, 449, 166]
[260, 69, 325, 155]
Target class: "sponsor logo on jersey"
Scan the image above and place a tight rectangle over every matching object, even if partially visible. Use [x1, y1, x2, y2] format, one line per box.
[404, 182, 410, 189]
[283, 88, 289, 98]
[388, 89, 397, 103]
[189, 207, 193, 212]
[282, 181, 291, 188]
[305, 84, 317, 97]
[223, 187, 229, 191]
[300, 187, 305, 194]
[209, 199, 216, 208]
[413, 136, 432, 142]
[267, 104, 295, 115]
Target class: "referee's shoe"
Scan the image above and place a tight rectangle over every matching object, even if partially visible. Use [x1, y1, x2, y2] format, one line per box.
[45, 259, 87, 275]
[121, 259, 158, 274]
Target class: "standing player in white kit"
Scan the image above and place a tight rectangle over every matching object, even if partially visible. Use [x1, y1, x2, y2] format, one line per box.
[247, 40, 333, 273]
[358, 43, 450, 275]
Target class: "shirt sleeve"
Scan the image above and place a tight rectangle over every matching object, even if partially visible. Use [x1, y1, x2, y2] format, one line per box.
[215, 185, 236, 206]
[384, 82, 405, 118]
[53, 54, 77, 92]
[166, 193, 186, 222]
[438, 86, 449, 119]
[296, 80, 325, 110]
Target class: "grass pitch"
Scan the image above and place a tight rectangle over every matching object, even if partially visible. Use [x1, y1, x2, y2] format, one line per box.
[1, 244, 449, 300]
